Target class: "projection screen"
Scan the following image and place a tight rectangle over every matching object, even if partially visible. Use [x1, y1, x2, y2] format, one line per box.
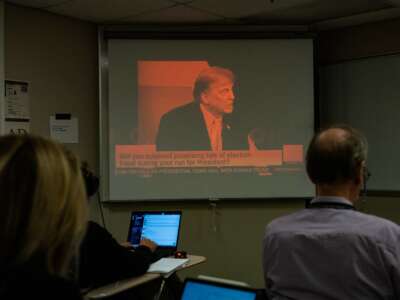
[100, 33, 315, 201]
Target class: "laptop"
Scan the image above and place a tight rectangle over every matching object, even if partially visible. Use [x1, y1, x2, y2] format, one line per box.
[127, 211, 182, 260]
[181, 278, 258, 300]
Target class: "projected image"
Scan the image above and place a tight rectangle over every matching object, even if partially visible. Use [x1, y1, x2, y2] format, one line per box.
[107, 39, 314, 200]
[154, 63, 248, 151]
[116, 61, 303, 177]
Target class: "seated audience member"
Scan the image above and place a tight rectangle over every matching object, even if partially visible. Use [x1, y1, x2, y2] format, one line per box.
[0, 134, 88, 299]
[78, 163, 157, 289]
[78, 164, 184, 300]
[262, 125, 400, 300]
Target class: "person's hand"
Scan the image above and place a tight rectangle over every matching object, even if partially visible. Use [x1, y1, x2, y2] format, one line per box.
[140, 237, 157, 252]
[120, 241, 135, 249]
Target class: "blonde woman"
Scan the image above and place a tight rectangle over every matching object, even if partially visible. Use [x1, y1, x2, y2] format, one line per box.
[0, 134, 88, 299]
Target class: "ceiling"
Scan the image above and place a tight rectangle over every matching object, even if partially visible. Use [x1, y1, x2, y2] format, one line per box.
[6, 0, 400, 30]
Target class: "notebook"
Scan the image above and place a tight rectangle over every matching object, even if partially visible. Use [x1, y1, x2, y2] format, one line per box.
[127, 211, 182, 259]
[181, 278, 258, 300]
[147, 258, 189, 274]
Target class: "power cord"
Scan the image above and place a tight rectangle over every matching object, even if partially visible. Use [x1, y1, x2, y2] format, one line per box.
[96, 190, 107, 229]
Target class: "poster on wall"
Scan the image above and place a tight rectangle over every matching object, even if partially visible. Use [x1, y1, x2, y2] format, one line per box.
[4, 80, 30, 135]
[49, 115, 79, 143]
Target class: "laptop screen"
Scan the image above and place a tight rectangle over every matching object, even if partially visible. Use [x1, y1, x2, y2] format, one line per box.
[127, 211, 182, 248]
[181, 278, 257, 300]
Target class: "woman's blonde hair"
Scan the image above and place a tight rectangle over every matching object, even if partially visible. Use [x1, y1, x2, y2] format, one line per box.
[0, 134, 88, 276]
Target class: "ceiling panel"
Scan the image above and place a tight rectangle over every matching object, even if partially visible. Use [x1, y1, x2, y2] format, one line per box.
[169, 0, 194, 3]
[244, 0, 393, 23]
[188, 0, 316, 19]
[313, 7, 400, 31]
[119, 4, 222, 24]
[46, 0, 172, 23]
[6, 0, 400, 27]
[7, 0, 64, 8]
[387, 0, 400, 5]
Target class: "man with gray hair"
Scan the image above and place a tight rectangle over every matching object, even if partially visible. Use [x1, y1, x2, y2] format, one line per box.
[156, 66, 248, 151]
[262, 125, 400, 300]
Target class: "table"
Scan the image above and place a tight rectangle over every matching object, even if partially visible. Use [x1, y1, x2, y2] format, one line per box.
[84, 255, 206, 299]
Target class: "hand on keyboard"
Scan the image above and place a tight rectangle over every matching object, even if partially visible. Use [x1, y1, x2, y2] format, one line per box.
[140, 237, 158, 252]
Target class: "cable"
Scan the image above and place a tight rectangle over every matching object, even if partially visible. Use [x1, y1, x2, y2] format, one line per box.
[96, 191, 107, 229]
[209, 199, 220, 233]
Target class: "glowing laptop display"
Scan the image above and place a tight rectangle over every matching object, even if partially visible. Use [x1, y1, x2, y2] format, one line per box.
[127, 211, 182, 252]
[181, 278, 257, 300]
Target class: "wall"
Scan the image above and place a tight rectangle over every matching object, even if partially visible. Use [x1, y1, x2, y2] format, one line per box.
[0, 1, 4, 133]
[316, 15, 400, 272]
[5, 4, 400, 288]
[4, 3, 99, 218]
[5, 4, 98, 168]
[318, 18, 400, 64]
[317, 18, 400, 191]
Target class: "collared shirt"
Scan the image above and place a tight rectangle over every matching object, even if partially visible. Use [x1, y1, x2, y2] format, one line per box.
[200, 103, 222, 151]
[310, 196, 353, 206]
[263, 196, 400, 300]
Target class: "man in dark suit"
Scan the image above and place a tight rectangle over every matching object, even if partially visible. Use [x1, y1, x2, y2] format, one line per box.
[156, 66, 249, 151]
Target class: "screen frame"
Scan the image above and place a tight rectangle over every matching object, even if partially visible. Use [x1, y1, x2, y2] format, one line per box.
[98, 25, 318, 202]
